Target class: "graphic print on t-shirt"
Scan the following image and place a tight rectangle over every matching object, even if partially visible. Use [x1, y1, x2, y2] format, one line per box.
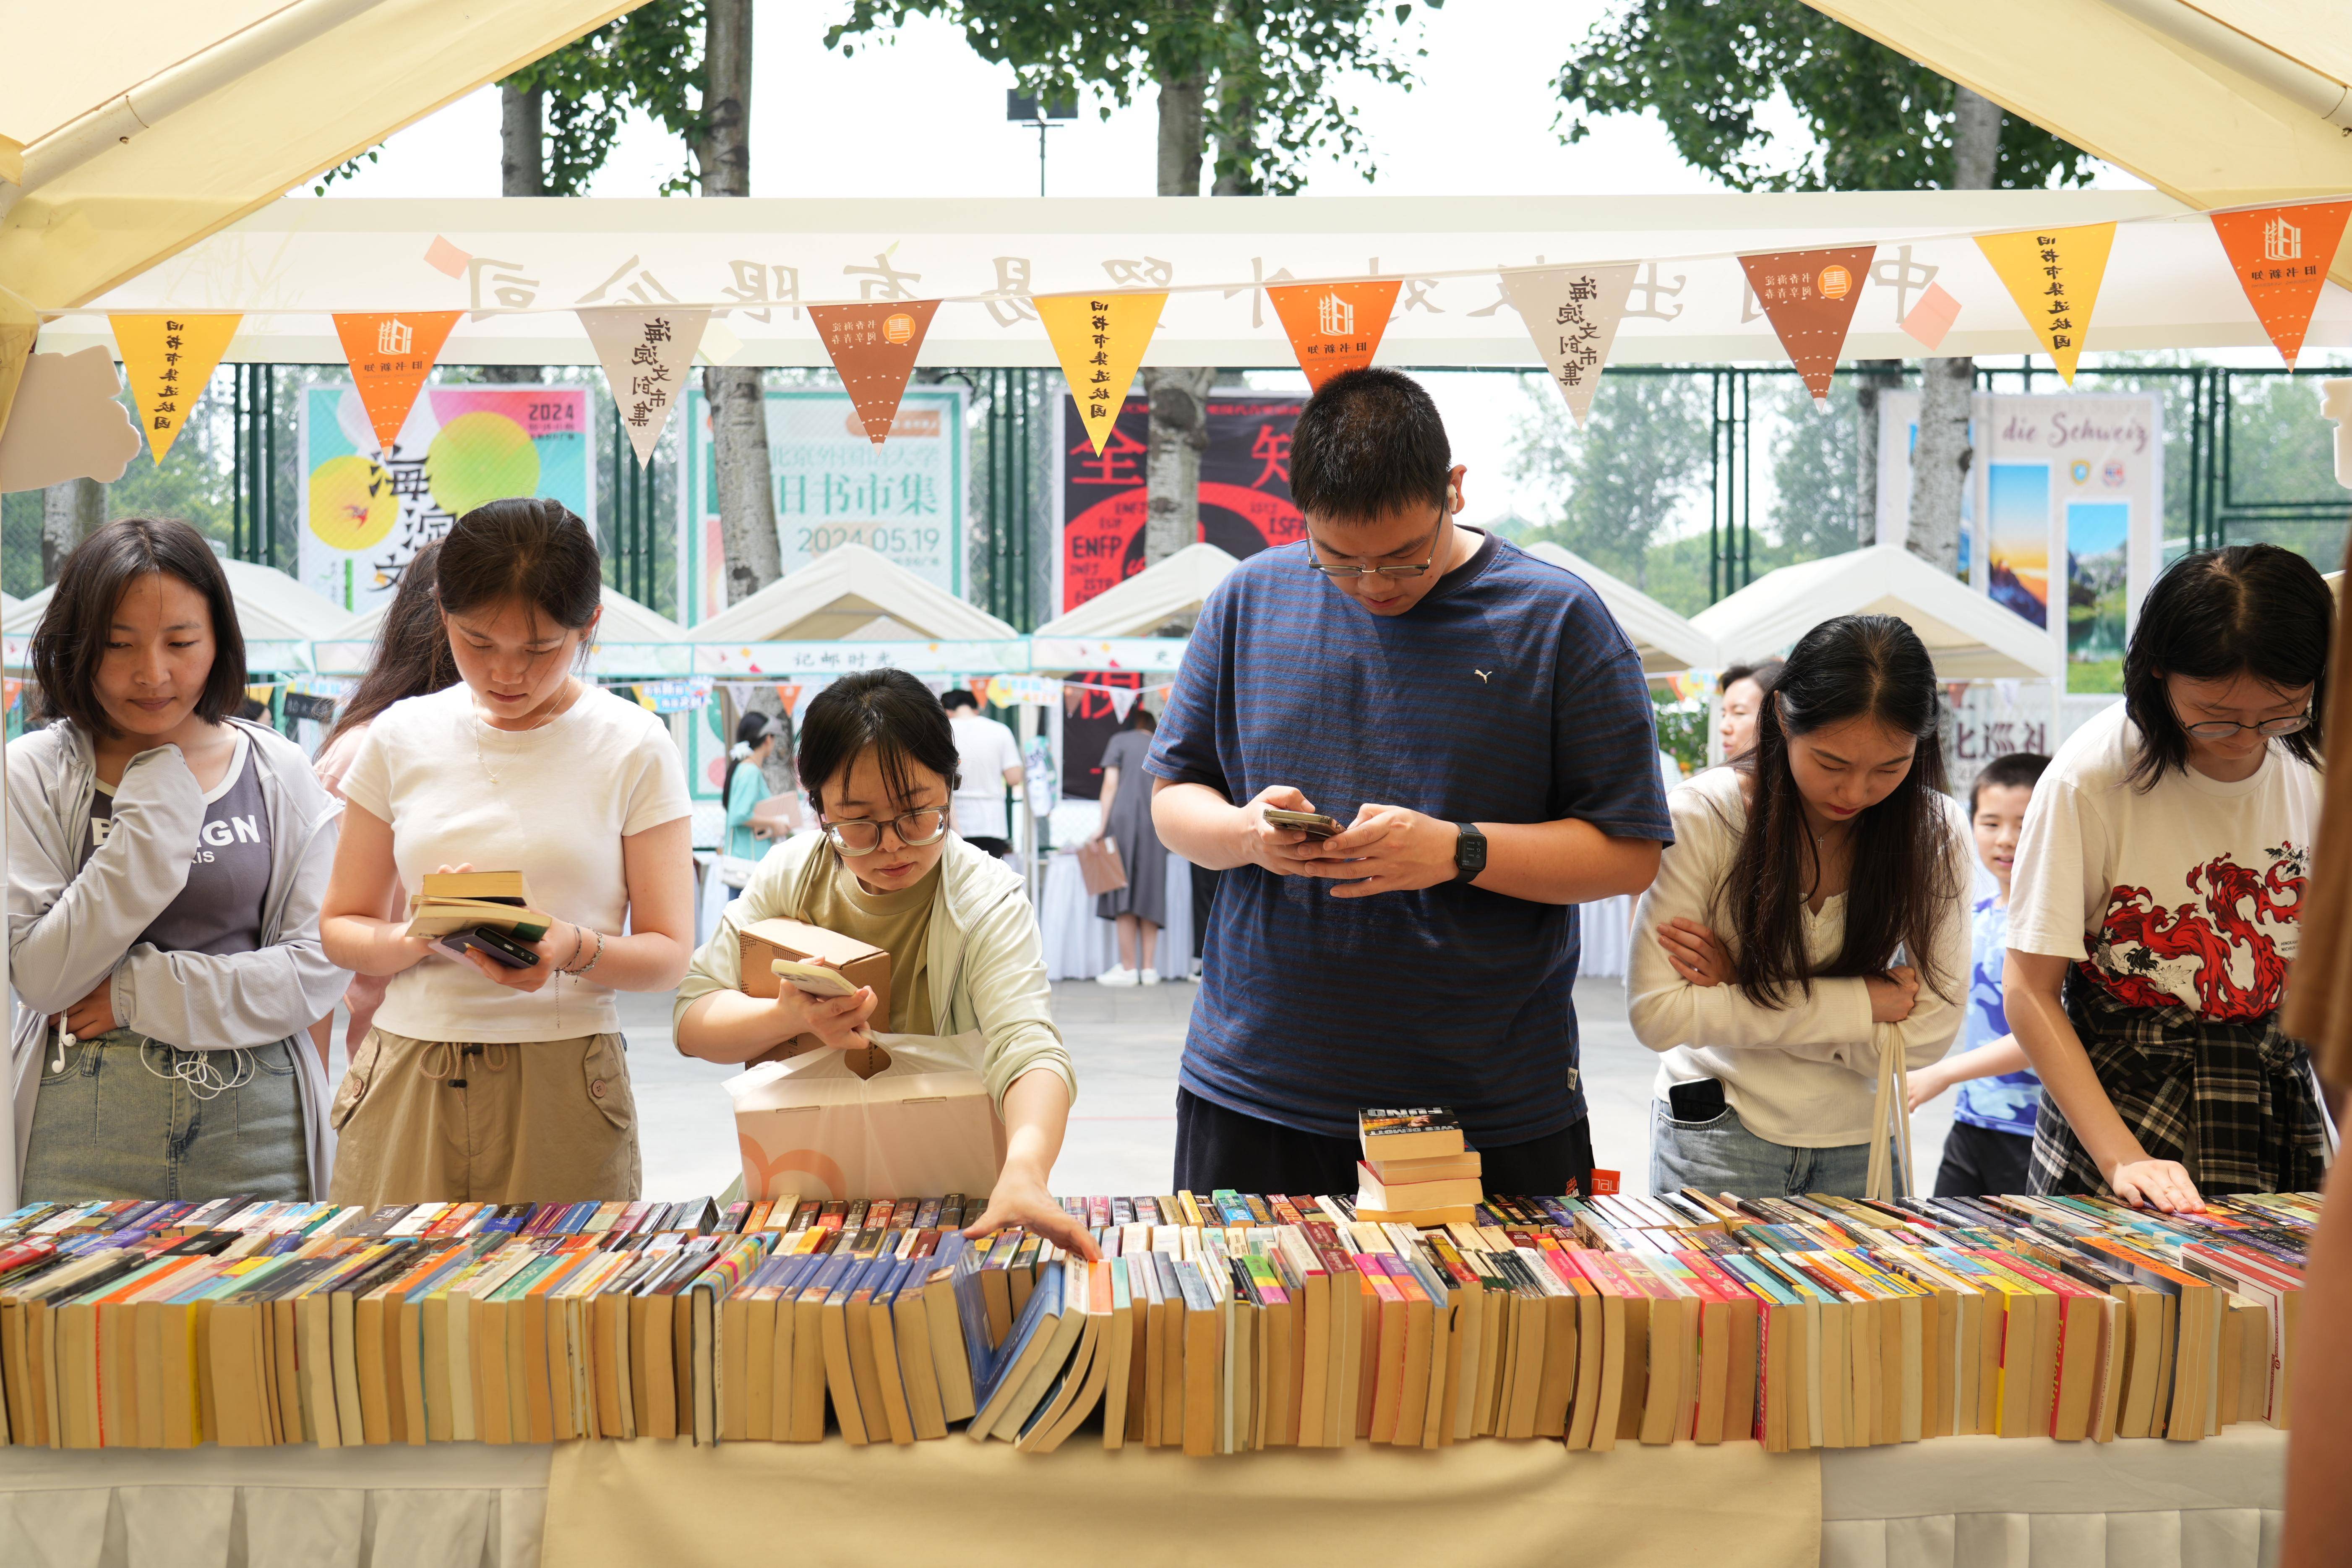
[2089, 842, 2306, 1020]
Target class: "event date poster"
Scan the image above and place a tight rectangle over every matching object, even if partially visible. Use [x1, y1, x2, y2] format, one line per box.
[1056, 392, 1305, 798]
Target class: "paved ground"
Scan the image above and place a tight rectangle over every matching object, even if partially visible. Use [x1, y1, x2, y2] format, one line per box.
[611, 975, 1959, 1201]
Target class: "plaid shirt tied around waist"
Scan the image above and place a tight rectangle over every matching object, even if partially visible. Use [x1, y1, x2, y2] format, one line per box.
[2028, 964, 2329, 1199]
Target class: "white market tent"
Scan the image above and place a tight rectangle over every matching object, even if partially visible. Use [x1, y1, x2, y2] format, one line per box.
[1521, 541, 1717, 678]
[691, 543, 1018, 645]
[1030, 544, 1237, 640]
[1692, 545, 2057, 681]
[5, 555, 350, 644]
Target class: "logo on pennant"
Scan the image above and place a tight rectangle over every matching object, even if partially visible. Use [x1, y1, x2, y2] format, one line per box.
[807, 300, 941, 445]
[1739, 246, 1876, 402]
[580, 307, 712, 465]
[110, 314, 241, 462]
[1037, 292, 1168, 455]
[331, 311, 462, 456]
[1268, 280, 1400, 391]
[2211, 201, 2350, 370]
[1974, 224, 2115, 385]
[1500, 265, 1636, 426]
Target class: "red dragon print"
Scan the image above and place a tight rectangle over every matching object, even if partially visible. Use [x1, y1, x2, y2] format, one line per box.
[2087, 843, 2306, 1019]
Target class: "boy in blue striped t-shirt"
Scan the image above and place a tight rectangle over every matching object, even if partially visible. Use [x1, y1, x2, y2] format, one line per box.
[1144, 368, 1674, 1200]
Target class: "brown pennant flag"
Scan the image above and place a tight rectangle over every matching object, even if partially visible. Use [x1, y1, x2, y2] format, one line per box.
[1739, 246, 1875, 402]
[807, 301, 941, 444]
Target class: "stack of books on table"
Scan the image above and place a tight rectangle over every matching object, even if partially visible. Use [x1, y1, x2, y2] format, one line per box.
[1354, 1108, 1483, 1227]
[0, 1187, 2310, 1454]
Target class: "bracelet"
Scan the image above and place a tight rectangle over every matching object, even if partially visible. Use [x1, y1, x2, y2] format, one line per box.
[562, 923, 588, 973]
[571, 927, 605, 976]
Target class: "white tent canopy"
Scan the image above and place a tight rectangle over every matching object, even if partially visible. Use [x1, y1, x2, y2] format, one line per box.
[334, 580, 682, 646]
[692, 543, 1019, 644]
[1522, 542, 1716, 677]
[1030, 544, 1237, 640]
[5, 555, 350, 643]
[1692, 545, 2057, 681]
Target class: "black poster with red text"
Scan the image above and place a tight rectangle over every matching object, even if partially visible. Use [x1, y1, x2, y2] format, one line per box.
[1058, 394, 1306, 798]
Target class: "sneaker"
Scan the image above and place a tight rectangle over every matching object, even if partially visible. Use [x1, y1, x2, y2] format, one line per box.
[1139, 968, 1160, 986]
[1096, 965, 1138, 987]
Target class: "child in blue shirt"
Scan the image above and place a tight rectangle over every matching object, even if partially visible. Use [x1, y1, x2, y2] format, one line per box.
[1910, 751, 2049, 1196]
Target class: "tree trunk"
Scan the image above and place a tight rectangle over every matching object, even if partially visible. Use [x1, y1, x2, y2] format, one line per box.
[1155, 75, 1204, 198]
[484, 83, 547, 386]
[40, 478, 104, 583]
[1140, 74, 1210, 568]
[1904, 87, 2002, 574]
[1852, 360, 1903, 546]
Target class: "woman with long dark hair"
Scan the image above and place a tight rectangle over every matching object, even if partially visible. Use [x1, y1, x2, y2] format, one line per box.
[1628, 614, 1972, 1198]
[2007, 544, 2329, 1211]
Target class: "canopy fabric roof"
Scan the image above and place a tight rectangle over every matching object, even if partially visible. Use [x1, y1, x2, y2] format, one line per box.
[691, 544, 1020, 645]
[40, 188, 2349, 368]
[1520, 541, 1717, 676]
[1691, 545, 2057, 681]
[1030, 544, 1239, 640]
[0, 1, 640, 315]
[1806, 0, 2352, 276]
[5, 556, 352, 643]
[335, 581, 682, 645]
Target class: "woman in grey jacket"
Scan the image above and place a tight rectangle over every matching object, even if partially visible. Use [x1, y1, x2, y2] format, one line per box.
[5, 519, 345, 1208]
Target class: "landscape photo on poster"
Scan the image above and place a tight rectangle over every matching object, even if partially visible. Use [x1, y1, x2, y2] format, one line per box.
[2066, 500, 2130, 666]
[298, 385, 590, 613]
[1985, 462, 2052, 630]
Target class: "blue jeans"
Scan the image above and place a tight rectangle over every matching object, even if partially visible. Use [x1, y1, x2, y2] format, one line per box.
[1649, 1100, 1890, 1201]
[21, 1029, 308, 1202]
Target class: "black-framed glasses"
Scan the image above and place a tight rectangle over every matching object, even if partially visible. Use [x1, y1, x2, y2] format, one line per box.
[821, 809, 950, 856]
[1303, 508, 1447, 581]
[2178, 710, 2311, 741]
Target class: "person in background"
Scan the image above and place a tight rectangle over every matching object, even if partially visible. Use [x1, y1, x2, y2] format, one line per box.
[8, 517, 346, 1201]
[2007, 544, 2329, 1212]
[310, 539, 457, 1067]
[1716, 658, 1784, 762]
[674, 668, 1090, 1256]
[1094, 705, 1170, 986]
[720, 709, 781, 899]
[1148, 368, 1670, 1197]
[320, 498, 695, 1205]
[1907, 751, 2050, 1196]
[942, 689, 1023, 858]
[1631, 615, 1971, 1199]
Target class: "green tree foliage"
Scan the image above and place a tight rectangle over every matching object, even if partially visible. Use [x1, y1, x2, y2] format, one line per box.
[1761, 375, 1862, 562]
[1554, 0, 2093, 193]
[1511, 373, 1713, 600]
[505, 3, 709, 196]
[826, 0, 1435, 193]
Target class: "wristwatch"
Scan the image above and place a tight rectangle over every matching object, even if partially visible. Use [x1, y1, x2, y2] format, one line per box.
[1452, 822, 1488, 882]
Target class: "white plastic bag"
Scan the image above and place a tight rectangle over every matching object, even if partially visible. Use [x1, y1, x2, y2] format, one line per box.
[724, 1030, 1006, 1202]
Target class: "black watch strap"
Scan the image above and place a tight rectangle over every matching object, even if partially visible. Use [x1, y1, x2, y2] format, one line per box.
[1453, 822, 1488, 882]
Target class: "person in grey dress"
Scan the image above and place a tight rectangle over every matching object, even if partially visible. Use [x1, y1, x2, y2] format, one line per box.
[1093, 707, 1170, 985]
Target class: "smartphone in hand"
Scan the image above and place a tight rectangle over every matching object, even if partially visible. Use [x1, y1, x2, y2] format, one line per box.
[1262, 807, 1343, 839]
[769, 958, 858, 998]
[430, 926, 542, 969]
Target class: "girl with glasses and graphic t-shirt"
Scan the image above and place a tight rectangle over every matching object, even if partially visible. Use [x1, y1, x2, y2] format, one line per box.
[674, 668, 1091, 1259]
[2006, 544, 2331, 1213]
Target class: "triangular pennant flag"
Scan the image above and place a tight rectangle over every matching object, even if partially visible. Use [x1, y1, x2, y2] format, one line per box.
[1974, 224, 2115, 385]
[331, 311, 462, 456]
[968, 677, 992, 705]
[1267, 279, 1401, 391]
[1901, 284, 1961, 352]
[806, 300, 941, 444]
[1499, 264, 1636, 426]
[111, 314, 241, 462]
[580, 307, 712, 464]
[1738, 247, 1875, 402]
[1037, 292, 1167, 454]
[1108, 686, 1139, 722]
[2210, 202, 2352, 369]
[774, 682, 803, 716]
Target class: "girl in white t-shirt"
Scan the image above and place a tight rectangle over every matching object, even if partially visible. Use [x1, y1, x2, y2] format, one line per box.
[320, 500, 694, 1205]
[2007, 544, 2331, 1212]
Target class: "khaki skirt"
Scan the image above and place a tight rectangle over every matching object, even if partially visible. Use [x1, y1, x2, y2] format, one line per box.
[328, 1028, 641, 1207]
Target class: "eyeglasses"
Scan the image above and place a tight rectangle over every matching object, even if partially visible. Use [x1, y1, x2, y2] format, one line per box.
[821, 809, 949, 856]
[1303, 508, 1447, 581]
[2178, 711, 2311, 741]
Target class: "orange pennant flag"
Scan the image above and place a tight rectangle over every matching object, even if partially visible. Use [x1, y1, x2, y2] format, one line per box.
[807, 301, 941, 444]
[1268, 280, 1400, 391]
[2211, 202, 2351, 369]
[111, 313, 241, 462]
[331, 311, 461, 456]
[1739, 246, 1875, 402]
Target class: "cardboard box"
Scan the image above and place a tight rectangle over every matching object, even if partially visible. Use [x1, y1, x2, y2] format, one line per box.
[738, 918, 892, 1062]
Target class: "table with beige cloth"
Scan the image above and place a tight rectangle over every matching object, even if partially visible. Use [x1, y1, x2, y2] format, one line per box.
[0, 1427, 2285, 1568]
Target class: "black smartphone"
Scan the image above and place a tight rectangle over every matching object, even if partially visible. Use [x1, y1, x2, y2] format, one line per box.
[1262, 807, 1343, 839]
[1667, 1076, 1727, 1123]
[437, 926, 542, 969]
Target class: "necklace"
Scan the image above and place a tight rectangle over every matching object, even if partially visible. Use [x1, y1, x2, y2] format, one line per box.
[473, 683, 571, 786]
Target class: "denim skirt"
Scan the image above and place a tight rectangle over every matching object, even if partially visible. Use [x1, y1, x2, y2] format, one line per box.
[21, 1028, 308, 1202]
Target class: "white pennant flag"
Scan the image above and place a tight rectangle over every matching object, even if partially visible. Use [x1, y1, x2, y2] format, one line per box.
[1108, 686, 1138, 723]
[1500, 264, 1637, 426]
[579, 307, 712, 464]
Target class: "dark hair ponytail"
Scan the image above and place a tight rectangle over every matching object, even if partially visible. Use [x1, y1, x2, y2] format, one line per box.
[435, 497, 602, 643]
[723, 708, 774, 806]
[798, 668, 961, 817]
[1719, 613, 1959, 1009]
[2122, 543, 2329, 788]
[325, 538, 458, 749]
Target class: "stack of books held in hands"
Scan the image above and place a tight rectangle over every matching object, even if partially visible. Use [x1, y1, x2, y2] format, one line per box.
[1355, 1108, 1483, 1227]
[0, 1186, 2311, 1456]
[402, 871, 551, 943]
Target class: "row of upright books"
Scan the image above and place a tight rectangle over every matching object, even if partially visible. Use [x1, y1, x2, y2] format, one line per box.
[0, 1186, 2310, 1455]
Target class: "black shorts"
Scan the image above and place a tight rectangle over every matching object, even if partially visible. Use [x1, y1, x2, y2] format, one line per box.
[1173, 1087, 1594, 1199]
[1934, 1119, 2036, 1198]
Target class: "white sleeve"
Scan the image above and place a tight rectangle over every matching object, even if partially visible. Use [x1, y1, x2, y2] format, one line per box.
[1873, 806, 1977, 1073]
[996, 722, 1025, 776]
[2004, 765, 2109, 963]
[621, 716, 693, 837]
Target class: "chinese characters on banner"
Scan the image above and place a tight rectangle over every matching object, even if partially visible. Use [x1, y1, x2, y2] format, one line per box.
[298, 385, 592, 614]
[579, 307, 711, 463]
[329, 312, 462, 454]
[1267, 280, 1401, 390]
[1975, 224, 2117, 385]
[2209, 201, 2352, 369]
[1738, 246, 1876, 402]
[1500, 264, 1636, 426]
[110, 315, 241, 461]
[806, 300, 941, 443]
[1946, 684, 2053, 799]
[1035, 292, 1167, 454]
